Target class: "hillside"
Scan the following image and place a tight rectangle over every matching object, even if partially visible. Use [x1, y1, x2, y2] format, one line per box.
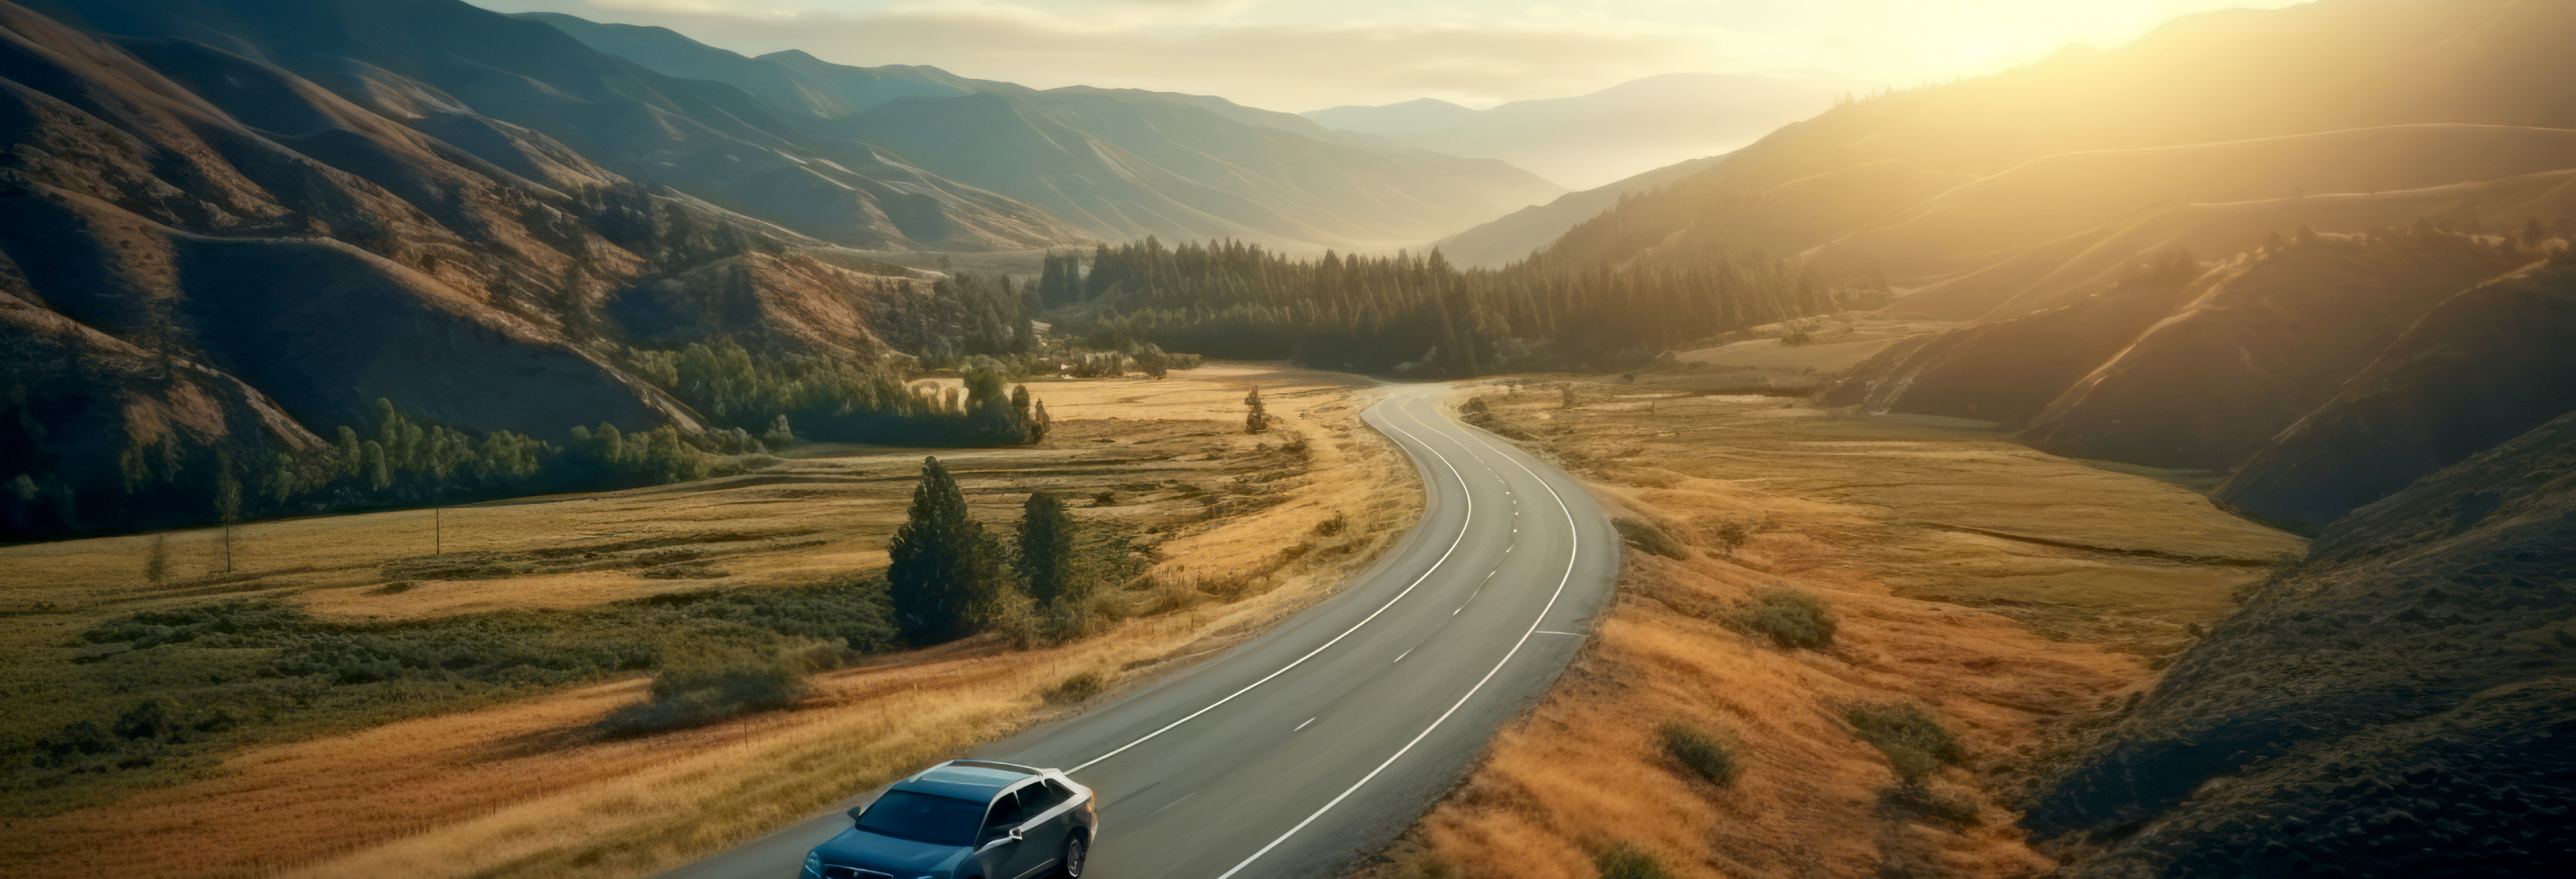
[1303, 71, 1861, 191]
[1517, 0, 2576, 286]
[2017, 231, 2531, 470]
[525, 12, 1564, 252]
[1431, 155, 1728, 269]
[2029, 409, 2576, 876]
[21, 0, 1078, 251]
[0, 0, 1041, 539]
[1836, 229, 2566, 527]
[2220, 256, 2576, 528]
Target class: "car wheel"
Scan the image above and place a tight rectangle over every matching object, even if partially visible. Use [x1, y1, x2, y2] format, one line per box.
[1061, 834, 1087, 878]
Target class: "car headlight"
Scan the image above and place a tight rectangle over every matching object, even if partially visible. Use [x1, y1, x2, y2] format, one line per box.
[803, 852, 821, 876]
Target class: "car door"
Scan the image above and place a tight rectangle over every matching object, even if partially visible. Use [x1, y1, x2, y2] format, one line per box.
[1010, 780, 1076, 876]
[974, 789, 1040, 879]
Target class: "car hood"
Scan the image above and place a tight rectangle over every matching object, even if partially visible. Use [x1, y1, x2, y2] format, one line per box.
[815, 827, 970, 876]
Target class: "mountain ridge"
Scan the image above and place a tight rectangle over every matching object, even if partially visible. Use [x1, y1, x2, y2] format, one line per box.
[523, 11, 1564, 252]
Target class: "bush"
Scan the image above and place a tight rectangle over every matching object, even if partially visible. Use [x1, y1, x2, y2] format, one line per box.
[1314, 512, 1348, 537]
[1658, 722, 1741, 786]
[1043, 670, 1107, 704]
[1613, 518, 1688, 560]
[1886, 780, 1984, 825]
[1844, 701, 1962, 784]
[603, 657, 807, 734]
[1738, 588, 1835, 649]
[1594, 844, 1673, 879]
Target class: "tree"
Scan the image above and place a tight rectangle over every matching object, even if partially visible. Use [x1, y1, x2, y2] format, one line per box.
[1244, 386, 1269, 433]
[886, 457, 1009, 644]
[214, 450, 241, 573]
[1017, 491, 1080, 609]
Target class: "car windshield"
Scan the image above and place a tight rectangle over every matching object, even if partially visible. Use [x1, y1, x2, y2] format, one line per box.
[854, 791, 987, 846]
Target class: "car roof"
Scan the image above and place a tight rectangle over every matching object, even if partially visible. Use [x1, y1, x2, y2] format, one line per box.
[889, 761, 1043, 803]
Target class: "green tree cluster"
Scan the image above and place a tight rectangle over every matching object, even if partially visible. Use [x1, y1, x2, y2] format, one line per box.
[1043, 236, 1858, 377]
[886, 458, 1097, 646]
[618, 337, 1048, 446]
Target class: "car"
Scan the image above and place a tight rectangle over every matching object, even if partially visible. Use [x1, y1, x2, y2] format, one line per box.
[801, 760, 1097, 879]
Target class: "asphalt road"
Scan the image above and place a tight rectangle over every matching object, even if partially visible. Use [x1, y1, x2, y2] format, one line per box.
[663, 385, 1621, 879]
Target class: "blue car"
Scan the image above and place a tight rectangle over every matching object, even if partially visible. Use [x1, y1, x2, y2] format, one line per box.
[803, 760, 1097, 879]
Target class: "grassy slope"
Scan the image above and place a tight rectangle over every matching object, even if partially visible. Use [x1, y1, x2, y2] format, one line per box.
[1362, 375, 2300, 879]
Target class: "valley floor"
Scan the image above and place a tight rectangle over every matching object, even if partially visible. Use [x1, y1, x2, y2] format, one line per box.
[0, 364, 1422, 879]
[1361, 379, 2303, 879]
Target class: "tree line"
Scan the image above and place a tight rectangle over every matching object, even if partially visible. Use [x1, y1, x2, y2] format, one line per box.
[1034, 237, 1879, 376]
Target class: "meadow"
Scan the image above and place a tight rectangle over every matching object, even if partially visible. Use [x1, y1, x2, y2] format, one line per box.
[0, 363, 1423, 879]
[1370, 370, 2303, 879]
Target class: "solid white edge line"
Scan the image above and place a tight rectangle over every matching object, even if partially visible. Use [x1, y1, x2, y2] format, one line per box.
[1212, 392, 1586, 879]
[1064, 396, 1476, 774]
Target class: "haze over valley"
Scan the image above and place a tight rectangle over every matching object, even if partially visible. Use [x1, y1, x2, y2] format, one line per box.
[3, 2, 2573, 879]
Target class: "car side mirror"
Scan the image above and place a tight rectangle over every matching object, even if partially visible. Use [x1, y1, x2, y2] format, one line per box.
[846, 806, 866, 825]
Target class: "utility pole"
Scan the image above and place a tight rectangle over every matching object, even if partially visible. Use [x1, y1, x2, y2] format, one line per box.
[434, 507, 443, 555]
[222, 521, 233, 573]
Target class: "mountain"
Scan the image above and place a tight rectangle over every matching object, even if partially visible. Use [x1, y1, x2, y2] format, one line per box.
[2015, 229, 2532, 470]
[1301, 97, 1478, 138]
[22, 0, 1075, 251]
[1517, 0, 2576, 291]
[0, 0, 1034, 538]
[2219, 256, 2576, 528]
[1303, 71, 1863, 191]
[523, 13, 1564, 252]
[1431, 154, 1728, 268]
[1833, 228, 2570, 527]
[2027, 408, 2576, 876]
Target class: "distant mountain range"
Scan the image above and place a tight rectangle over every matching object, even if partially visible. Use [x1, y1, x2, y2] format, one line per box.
[1303, 71, 1864, 191]
[519, 12, 1564, 253]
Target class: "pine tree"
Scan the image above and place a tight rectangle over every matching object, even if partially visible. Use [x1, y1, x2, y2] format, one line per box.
[887, 457, 1007, 644]
[1244, 386, 1269, 433]
[1017, 491, 1079, 609]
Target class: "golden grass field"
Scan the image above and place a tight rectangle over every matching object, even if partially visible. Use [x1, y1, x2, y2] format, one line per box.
[1363, 379, 2304, 879]
[0, 362, 1422, 879]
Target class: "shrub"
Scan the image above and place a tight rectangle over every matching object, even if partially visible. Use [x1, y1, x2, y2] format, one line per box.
[1613, 518, 1688, 560]
[1844, 701, 1962, 784]
[1043, 670, 1107, 704]
[1658, 722, 1741, 786]
[603, 657, 807, 734]
[1738, 588, 1835, 649]
[1886, 780, 1984, 825]
[1313, 512, 1348, 537]
[1594, 843, 1673, 879]
[1091, 490, 1117, 506]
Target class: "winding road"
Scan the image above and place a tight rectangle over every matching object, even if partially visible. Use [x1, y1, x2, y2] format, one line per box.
[663, 384, 1621, 879]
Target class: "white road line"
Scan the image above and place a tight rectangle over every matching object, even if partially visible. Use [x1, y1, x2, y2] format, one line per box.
[1213, 391, 1585, 879]
[1455, 567, 1500, 615]
[1063, 400, 1478, 774]
[1294, 718, 1316, 731]
[1393, 647, 1413, 663]
[1536, 630, 1583, 637]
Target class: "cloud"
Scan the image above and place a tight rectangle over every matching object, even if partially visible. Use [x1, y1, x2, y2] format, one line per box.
[479, 0, 1706, 111]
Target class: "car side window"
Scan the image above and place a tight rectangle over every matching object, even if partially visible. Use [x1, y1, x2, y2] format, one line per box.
[1022, 780, 1072, 813]
[981, 790, 1025, 839]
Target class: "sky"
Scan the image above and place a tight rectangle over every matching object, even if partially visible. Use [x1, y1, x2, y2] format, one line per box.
[476, 0, 2301, 113]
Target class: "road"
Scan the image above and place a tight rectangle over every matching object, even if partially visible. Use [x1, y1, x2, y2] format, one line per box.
[663, 384, 1621, 879]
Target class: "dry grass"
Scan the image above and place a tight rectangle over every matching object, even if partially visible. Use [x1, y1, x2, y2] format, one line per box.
[1356, 379, 2303, 879]
[0, 362, 1423, 879]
